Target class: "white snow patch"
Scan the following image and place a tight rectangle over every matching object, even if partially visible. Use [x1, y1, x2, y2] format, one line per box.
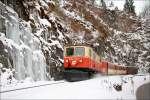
[0, 68, 17, 87]
[92, 30, 99, 39]
[1, 74, 150, 99]
[38, 17, 51, 27]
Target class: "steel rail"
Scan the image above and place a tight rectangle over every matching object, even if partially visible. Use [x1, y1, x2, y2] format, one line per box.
[0, 81, 65, 93]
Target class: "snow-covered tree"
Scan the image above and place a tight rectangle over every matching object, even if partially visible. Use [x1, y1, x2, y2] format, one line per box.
[91, 0, 95, 5]
[94, 0, 106, 9]
[124, 0, 135, 14]
[141, 0, 150, 19]
[101, 0, 106, 9]
[109, 1, 114, 7]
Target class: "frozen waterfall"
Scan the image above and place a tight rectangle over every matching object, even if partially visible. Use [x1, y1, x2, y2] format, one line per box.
[0, 2, 47, 81]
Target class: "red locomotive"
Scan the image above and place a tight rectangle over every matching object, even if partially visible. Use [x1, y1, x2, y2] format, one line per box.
[63, 44, 138, 81]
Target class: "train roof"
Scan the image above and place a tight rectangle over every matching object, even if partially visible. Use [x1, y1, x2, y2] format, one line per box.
[64, 44, 101, 56]
[64, 44, 92, 48]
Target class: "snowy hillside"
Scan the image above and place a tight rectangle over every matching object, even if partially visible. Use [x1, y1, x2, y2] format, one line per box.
[0, 0, 150, 87]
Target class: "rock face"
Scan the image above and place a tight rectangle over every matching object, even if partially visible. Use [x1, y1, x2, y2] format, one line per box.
[0, 1, 48, 82]
[0, 0, 29, 20]
[0, 0, 150, 85]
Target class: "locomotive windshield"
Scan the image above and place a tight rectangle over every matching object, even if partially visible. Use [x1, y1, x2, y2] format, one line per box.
[75, 47, 85, 56]
[66, 47, 85, 56]
[66, 47, 74, 56]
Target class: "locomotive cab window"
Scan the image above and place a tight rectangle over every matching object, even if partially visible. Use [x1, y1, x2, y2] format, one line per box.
[75, 47, 85, 56]
[66, 47, 74, 56]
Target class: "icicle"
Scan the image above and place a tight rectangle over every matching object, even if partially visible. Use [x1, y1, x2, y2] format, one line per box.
[1, 3, 47, 81]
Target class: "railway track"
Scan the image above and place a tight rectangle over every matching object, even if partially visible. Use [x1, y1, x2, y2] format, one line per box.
[1, 74, 148, 94]
[0, 81, 65, 94]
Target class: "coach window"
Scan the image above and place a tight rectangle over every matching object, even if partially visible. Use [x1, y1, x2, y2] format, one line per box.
[66, 47, 74, 56]
[93, 52, 96, 59]
[75, 47, 85, 56]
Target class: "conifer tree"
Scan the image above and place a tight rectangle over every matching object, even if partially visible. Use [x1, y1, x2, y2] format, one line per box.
[141, 0, 150, 19]
[109, 1, 114, 7]
[101, 0, 106, 9]
[124, 0, 135, 14]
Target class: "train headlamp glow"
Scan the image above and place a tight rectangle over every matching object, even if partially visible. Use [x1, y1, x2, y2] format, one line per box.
[66, 60, 68, 62]
[72, 60, 77, 65]
[79, 59, 82, 62]
[72, 60, 76, 63]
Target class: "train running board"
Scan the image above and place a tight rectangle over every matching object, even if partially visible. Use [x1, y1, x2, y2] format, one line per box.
[63, 69, 90, 82]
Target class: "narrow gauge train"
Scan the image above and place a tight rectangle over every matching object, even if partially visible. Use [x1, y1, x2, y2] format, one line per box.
[63, 44, 138, 81]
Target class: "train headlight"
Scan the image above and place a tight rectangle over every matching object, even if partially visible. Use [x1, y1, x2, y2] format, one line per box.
[66, 60, 68, 62]
[72, 60, 77, 65]
[79, 59, 82, 62]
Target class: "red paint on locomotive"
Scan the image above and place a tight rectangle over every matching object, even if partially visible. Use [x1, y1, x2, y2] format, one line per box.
[64, 44, 138, 75]
[64, 56, 101, 71]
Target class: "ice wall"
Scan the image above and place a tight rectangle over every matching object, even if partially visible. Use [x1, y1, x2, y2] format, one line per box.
[0, 2, 46, 81]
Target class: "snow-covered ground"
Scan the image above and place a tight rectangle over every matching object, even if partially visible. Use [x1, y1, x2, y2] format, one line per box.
[1, 74, 150, 99]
